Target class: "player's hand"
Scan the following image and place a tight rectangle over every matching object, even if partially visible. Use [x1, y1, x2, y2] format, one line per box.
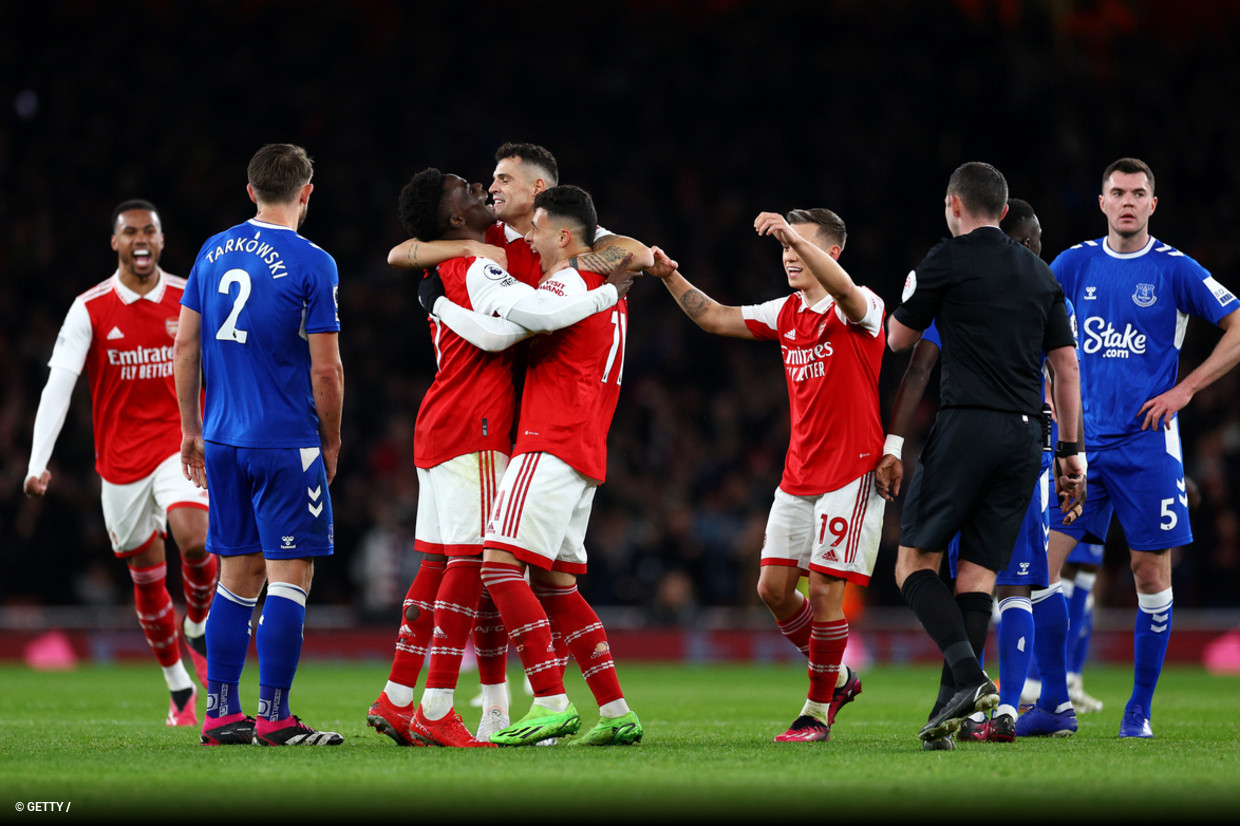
[875, 455, 903, 502]
[418, 268, 446, 315]
[645, 246, 679, 280]
[754, 211, 797, 245]
[181, 435, 208, 490]
[466, 241, 508, 271]
[1138, 386, 1190, 432]
[322, 443, 340, 485]
[23, 471, 51, 498]
[604, 253, 638, 298]
[1055, 454, 1086, 524]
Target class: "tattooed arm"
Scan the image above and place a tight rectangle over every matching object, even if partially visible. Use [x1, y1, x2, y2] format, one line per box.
[387, 238, 508, 271]
[572, 233, 654, 274]
[645, 246, 755, 339]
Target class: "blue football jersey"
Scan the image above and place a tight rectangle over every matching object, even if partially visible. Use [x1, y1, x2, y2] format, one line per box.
[1051, 237, 1237, 449]
[182, 219, 340, 447]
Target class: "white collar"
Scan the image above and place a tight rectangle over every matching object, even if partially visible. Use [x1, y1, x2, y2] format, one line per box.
[1102, 236, 1156, 260]
[113, 269, 166, 305]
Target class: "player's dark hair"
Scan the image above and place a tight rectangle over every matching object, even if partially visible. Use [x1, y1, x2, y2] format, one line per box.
[533, 185, 596, 247]
[495, 142, 559, 187]
[111, 199, 159, 233]
[397, 168, 448, 241]
[1000, 197, 1037, 236]
[247, 143, 314, 204]
[947, 162, 1008, 219]
[1102, 157, 1155, 195]
[787, 208, 846, 249]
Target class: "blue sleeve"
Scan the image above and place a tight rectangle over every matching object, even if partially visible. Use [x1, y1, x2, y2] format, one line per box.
[303, 252, 341, 334]
[1173, 256, 1238, 325]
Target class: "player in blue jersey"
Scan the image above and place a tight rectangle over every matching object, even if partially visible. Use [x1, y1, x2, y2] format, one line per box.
[174, 143, 345, 746]
[1035, 157, 1240, 739]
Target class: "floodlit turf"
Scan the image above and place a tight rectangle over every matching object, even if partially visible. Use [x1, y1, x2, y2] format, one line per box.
[2, 660, 1238, 823]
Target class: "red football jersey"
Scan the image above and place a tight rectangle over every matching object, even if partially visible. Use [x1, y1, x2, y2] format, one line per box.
[513, 268, 626, 483]
[49, 272, 185, 484]
[742, 288, 886, 495]
[487, 222, 542, 286]
[414, 255, 522, 468]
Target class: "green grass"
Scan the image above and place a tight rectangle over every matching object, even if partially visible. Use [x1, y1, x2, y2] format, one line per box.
[2, 661, 1238, 823]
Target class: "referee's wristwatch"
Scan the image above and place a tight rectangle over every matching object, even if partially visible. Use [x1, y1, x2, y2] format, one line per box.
[1054, 440, 1081, 459]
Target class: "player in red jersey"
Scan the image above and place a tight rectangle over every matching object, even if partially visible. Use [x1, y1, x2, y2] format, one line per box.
[369, 144, 647, 744]
[426, 185, 651, 746]
[24, 200, 216, 727]
[366, 170, 643, 747]
[646, 208, 887, 743]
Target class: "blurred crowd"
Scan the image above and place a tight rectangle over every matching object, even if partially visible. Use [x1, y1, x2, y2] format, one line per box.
[2, 1, 1238, 624]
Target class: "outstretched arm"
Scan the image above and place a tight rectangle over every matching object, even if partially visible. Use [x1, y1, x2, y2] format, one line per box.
[574, 233, 655, 274]
[645, 246, 755, 339]
[388, 238, 508, 272]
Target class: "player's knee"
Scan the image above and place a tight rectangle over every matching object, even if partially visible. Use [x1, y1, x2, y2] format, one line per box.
[755, 578, 791, 613]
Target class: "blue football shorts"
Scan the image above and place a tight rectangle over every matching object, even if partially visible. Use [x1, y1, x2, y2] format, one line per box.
[1049, 420, 1192, 552]
[203, 442, 334, 559]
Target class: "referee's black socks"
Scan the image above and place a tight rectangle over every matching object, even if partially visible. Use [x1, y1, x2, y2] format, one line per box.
[901, 569, 989, 689]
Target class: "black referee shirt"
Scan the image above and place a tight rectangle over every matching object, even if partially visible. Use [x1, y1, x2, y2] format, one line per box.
[894, 226, 1074, 416]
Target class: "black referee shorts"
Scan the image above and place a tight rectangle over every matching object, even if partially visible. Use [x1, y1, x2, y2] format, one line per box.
[899, 407, 1042, 574]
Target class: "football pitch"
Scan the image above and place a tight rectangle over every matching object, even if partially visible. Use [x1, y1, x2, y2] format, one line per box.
[2, 661, 1237, 823]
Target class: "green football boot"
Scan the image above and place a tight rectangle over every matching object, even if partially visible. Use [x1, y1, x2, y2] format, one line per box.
[490, 703, 581, 746]
[575, 711, 643, 746]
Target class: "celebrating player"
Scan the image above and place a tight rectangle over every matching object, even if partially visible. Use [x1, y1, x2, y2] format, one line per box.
[372, 143, 649, 743]
[370, 169, 641, 747]
[24, 199, 215, 727]
[646, 206, 884, 743]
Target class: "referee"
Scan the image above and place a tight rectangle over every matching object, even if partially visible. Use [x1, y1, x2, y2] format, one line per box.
[886, 162, 1085, 746]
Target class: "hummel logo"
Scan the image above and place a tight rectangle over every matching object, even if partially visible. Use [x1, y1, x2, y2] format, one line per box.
[1085, 286, 1098, 300]
[107, 326, 125, 340]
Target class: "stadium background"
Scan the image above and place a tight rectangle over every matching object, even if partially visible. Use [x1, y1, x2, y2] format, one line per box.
[2, 1, 1237, 662]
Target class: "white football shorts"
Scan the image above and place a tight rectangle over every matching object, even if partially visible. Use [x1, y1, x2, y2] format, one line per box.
[760, 471, 884, 586]
[100, 452, 209, 556]
[484, 451, 596, 575]
[415, 450, 508, 557]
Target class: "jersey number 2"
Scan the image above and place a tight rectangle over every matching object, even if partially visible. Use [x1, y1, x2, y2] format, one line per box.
[216, 269, 252, 344]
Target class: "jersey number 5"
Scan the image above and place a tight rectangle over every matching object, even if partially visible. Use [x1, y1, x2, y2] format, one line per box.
[216, 268, 252, 344]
